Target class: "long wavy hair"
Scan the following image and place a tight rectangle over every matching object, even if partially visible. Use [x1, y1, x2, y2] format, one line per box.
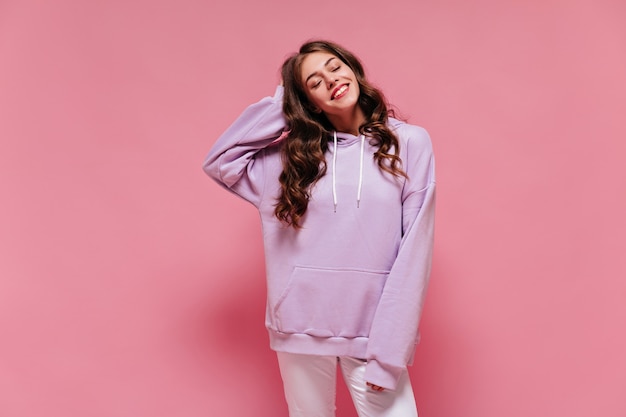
[275, 40, 406, 228]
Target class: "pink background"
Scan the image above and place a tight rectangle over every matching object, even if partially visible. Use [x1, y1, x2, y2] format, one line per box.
[1, 0, 625, 416]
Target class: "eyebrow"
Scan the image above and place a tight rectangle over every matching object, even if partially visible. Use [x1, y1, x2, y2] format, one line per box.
[305, 57, 337, 84]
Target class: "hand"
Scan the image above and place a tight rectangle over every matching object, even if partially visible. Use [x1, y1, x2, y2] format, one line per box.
[366, 382, 385, 392]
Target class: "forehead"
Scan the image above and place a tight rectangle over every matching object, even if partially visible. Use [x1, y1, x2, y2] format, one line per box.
[300, 51, 339, 80]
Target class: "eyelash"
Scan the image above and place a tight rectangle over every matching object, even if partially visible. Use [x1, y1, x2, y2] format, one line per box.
[310, 65, 341, 89]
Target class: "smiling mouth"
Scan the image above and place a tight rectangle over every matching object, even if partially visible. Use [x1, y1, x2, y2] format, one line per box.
[331, 84, 349, 100]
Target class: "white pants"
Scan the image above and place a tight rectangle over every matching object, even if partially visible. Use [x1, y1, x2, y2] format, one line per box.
[276, 352, 418, 417]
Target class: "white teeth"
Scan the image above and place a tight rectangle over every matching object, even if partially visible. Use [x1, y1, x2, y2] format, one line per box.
[333, 85, 348, 99]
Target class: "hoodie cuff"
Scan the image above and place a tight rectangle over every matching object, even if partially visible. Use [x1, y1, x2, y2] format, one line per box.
[364, 359, 404, 391]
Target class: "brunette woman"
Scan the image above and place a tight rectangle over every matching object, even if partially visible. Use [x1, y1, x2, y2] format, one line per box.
[203, 40, 435, 417]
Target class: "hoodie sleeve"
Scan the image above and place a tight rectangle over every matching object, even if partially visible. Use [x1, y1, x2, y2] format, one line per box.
[364, 125, 436, 390]
[202, 86, 287, 207]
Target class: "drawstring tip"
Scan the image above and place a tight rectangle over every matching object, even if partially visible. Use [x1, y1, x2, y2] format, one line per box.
[334, 204, 337, 213]
[357, 200, 360, 208]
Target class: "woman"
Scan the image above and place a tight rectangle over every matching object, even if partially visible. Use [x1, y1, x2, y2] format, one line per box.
[203, 40, 435, 417]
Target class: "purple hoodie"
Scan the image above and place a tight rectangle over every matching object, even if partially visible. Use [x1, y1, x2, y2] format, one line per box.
[203, 86, 435, 390]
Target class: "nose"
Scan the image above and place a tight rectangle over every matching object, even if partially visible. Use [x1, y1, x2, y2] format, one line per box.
[324, 74, 338, 89]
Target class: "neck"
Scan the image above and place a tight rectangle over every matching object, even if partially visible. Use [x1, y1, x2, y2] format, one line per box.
[327, 106, 366, 136]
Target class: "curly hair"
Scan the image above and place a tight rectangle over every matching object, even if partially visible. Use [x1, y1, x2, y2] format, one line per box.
[275, 40, 406, 228]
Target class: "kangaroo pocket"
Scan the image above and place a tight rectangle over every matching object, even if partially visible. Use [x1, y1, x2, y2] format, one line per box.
[273, 266, 388, 338]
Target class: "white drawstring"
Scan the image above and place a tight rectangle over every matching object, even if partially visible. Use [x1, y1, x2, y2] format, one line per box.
[332, 132, 365, 211]
[332, 131, 338, 212]
[357, 134, 364, 208]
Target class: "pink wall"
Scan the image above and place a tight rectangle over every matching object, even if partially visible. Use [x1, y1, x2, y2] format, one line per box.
[1, 0, 625, 416]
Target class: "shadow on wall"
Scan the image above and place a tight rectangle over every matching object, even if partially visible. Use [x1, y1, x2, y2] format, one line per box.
[202, 266, 288, 414]
[411, 252, 471, 417]
[202, 264, 362, 417]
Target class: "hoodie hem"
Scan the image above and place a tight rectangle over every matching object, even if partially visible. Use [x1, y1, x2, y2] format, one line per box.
[269, 330, 369, 359]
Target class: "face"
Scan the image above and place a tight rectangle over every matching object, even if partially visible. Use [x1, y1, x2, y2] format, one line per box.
[300, 51, 361, 119]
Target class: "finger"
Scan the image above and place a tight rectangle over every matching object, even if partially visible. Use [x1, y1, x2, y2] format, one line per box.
[367, 383, 385, 392]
